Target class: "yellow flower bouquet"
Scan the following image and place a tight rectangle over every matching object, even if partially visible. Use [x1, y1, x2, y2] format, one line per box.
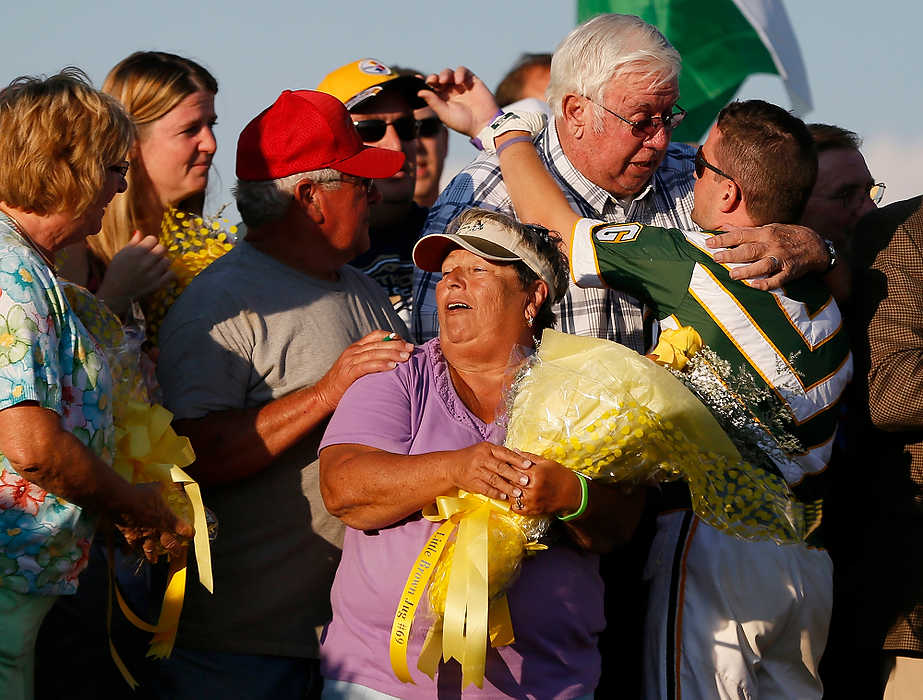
[63, 282, 213, 686]
[142, 207, 236, 344]
[505, 329, 802, 540]
[391, 328, 805, 690]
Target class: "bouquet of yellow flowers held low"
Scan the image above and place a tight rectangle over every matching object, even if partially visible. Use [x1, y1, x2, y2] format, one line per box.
[391, 328, 805, 690]
[505, 329, 803, 541]
[63, 281, 214, 687]
[142, 207, 237, 344]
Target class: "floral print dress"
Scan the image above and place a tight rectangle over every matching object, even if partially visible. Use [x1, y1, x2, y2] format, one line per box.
[0, 214, 114, 596]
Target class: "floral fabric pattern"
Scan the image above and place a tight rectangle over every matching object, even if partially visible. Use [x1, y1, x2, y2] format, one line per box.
[0, 216, 114, 595]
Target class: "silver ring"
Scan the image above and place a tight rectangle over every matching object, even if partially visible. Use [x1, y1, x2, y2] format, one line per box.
[515, 495, 523, 510]
[768, 255, 780, 272]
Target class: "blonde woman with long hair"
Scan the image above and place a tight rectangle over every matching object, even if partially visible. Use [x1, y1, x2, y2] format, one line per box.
[0, 68, 192, 700]
[57, 51, 218, 317]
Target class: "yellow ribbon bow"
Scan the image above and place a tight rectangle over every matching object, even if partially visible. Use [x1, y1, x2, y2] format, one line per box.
[60, 282, 214, 686]
[109, 401, 214, 686]
[390, 490, 543, 690]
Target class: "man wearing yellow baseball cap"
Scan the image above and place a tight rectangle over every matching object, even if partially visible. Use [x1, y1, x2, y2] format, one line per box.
[318, 58, 426, 112]
[318, 59, 430, 325]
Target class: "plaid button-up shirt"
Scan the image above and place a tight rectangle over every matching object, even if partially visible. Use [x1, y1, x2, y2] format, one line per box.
[411, 118, 698, 350]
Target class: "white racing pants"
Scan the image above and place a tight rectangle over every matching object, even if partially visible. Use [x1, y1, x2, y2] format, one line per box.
[642, 510, 832, 700]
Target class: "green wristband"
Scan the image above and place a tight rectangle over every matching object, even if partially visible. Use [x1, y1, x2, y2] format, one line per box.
[558, 471, 590, 522]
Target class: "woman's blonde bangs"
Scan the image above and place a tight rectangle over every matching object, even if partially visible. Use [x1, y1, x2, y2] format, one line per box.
[0, 70, 135, 217]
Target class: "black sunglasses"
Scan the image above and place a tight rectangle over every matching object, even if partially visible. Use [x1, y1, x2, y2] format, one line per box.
[694, 145, 735, 182]
[416, 116, 444, 138]
[353, 116, 418, 143]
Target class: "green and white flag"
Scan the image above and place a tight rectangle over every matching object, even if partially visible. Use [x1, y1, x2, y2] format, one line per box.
[577, 0, 812, 142]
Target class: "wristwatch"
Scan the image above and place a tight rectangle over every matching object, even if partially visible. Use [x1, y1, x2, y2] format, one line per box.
[823, 238, 838, 272]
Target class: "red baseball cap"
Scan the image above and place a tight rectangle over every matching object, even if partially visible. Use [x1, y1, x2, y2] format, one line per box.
[236, 89, 405, 180]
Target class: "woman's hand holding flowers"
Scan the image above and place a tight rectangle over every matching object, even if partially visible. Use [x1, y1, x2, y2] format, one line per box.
[117, 481, 194, 562]
[447, 442, 532, 503]
[509, 453, 583, 517]
[445, 445, 583, 518]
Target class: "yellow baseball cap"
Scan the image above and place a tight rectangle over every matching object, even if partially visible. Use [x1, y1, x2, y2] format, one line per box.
[318, 58, 427, 111]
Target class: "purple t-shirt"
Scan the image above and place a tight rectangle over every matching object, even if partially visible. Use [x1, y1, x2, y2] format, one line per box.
[319, 339, 603, 699]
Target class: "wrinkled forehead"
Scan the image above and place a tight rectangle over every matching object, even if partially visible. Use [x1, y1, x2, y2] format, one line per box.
[439, 246, 520, 276]
[602, 71, 679, 109]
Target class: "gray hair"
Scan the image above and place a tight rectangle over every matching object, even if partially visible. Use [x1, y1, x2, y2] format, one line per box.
[233, 168, 343, 228]
[547, 13, 682, 129]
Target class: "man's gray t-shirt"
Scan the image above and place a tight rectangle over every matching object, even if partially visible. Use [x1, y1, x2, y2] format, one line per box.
[157, 241, 406, 658]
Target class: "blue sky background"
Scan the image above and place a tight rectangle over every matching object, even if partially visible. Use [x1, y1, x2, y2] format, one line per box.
[4, 1, 921, 215]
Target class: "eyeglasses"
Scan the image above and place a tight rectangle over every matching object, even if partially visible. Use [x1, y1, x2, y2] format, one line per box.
[694, 145, 736, 183]
[416, 116, 444, 138]
[870, 183, 886, 204]
[585, 96, 686, 137]
[337, 174, 374, 194]
[108, 161, 130, 178]
[352, 116, 418, 143]
[822, 182, 887, 208]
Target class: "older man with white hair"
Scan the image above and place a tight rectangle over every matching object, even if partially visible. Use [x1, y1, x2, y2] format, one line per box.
[412, 13, 830, 347]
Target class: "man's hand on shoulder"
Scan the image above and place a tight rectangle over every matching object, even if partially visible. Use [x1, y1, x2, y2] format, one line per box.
[706, 223, 828, 290]
[172, 330, 413, 487]
[314, 330, 414, 413]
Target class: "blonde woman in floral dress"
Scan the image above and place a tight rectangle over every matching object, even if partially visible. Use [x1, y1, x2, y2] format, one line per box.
[0, 70, 192, 700]
[38, 53, 220, 698]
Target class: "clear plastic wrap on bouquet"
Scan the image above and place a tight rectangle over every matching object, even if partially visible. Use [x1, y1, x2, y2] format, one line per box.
[505, 329, 805, 543]
[61, 282, 214, 681]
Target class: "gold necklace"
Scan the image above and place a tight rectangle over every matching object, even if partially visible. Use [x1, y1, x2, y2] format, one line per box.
[0, 208, 59, 273]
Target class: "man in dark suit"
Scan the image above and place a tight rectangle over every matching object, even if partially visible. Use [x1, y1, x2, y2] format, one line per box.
[847, 195, 923, 698]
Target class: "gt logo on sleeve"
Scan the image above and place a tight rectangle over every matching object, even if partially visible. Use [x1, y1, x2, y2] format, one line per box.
[593, 222, 642, 243]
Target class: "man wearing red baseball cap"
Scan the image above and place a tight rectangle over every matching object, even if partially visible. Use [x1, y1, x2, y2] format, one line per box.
[154, 90, 414, 700]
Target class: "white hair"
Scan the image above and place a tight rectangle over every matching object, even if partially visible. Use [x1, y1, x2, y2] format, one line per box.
[547, 13, 682, 126]
[233, 168, 343, 228]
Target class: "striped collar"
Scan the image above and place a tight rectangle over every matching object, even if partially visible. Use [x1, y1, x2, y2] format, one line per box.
[541, 117, 657, 219]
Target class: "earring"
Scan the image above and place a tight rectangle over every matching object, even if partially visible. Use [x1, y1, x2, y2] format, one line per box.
[526, 314, 534, 328]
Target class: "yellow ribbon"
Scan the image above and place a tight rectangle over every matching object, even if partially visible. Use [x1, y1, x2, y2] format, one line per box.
[111, 401, 213, 595]
[59, 281, 213, 680]
[106, 401, 213, 679]
[147, 555, 188, 658]
[389, 518, 455, 684]
[105, 538, 141, 690]
[390, 491, 527, 690]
